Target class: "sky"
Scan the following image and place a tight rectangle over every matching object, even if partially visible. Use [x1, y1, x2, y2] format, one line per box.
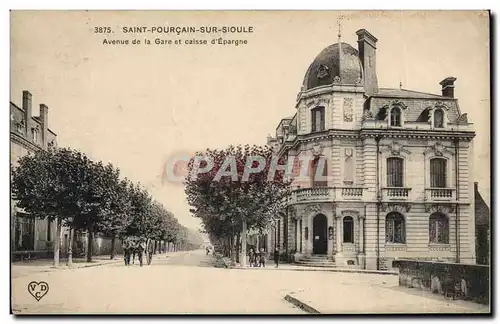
[10, 11, 490, 229]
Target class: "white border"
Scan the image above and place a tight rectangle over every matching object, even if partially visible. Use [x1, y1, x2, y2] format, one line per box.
[2, 2, 497, 323]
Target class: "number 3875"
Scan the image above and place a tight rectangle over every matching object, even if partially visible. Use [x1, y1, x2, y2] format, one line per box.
[94, 27, 112, 33]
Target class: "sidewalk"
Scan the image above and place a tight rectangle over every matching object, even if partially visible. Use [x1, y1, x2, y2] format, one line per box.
[11, 254, 125, 279]
[284, 283, 490, 314]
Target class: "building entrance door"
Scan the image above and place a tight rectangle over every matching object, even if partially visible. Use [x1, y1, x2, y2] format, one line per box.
[312, 214, 327, 254]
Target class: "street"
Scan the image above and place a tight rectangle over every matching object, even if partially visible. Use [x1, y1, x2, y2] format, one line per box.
[11, 249, 489, 314]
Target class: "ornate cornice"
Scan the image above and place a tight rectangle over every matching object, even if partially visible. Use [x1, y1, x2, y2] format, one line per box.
[10, 132, 41, 152]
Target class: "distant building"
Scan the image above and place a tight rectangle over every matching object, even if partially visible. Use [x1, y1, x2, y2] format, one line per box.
[10, 90, 58, 256]
[265, 29, 476, 270]
[475, 182, 490, 265]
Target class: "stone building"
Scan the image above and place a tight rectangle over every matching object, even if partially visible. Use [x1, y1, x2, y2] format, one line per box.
[265, 29, 476, 270]
[10, 90, 58, 257]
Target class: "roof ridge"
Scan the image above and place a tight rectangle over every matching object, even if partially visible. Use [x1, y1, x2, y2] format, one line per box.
[379, 87, 443, 97]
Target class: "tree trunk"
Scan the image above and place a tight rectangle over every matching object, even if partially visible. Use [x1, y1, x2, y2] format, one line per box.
[235, 232, 240, 263]
[154, 240, 158, 254]
[230, 235, 236, 264]
[53, 218, 62, 267]
[110, 235, 116, 260]
[67, 227, 74, 266]
[86, 230, 93, 262]
[241, 219, 247, 267]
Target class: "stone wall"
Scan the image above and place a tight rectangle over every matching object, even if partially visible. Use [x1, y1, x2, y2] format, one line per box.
[392, 259, 489, 305]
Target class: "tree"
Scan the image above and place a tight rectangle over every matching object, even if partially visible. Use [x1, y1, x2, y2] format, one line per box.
[12, 146, 95, 266]
[185, 145, 290, 266]
[95, 177, 133, 260]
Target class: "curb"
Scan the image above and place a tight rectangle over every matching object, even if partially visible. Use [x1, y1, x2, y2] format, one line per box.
[284, 294, 321, 314]
[227, 266, 398, 276]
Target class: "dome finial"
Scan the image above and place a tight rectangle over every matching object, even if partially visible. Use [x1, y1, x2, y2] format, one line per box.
[337, 14, 343, 42]
[337, 14, 344, 81]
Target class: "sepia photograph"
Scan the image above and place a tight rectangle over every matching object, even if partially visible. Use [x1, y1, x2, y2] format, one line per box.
[8, 10, 491, 315]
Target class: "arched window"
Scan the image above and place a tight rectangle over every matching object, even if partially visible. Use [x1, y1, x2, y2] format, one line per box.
[311, 106, 325, 132]
[310, 156, 328, 187]
[434, 109, 444, 128]
[430, 158, 447, 188]
[429, 213, 449, 244]
[386, 212, 405, 243]
[390, 108, 401, 127]
[387, 157, 404, 187]
[343, 216, 354, 243]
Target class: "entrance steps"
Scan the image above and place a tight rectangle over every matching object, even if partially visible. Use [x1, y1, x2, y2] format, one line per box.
[295, 254, 337, 268]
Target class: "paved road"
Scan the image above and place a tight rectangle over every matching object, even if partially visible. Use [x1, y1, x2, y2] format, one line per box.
[11, 249, 489, 314]
[12, 249, 302, 314]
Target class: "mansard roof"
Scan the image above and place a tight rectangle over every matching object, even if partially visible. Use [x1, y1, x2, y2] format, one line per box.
[366, 88, 462, 123]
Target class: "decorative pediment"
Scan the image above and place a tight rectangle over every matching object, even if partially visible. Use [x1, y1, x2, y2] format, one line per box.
[424, 142, 454, 157]
[381, 203, 411, 213]
[434, 101, 451, 111]
[425, 203, 455, 214]
[382, 141, 411, 156]
[341, 210, 360, 217]
[383, 99, 408, 111]
[306, 97, 330, 108]
[304, 204, 322, 215]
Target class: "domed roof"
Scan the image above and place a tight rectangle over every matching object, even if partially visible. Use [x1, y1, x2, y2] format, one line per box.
[302, 42, 364, 91]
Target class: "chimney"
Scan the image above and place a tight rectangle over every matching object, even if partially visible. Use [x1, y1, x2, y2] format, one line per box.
[474, 181, 478, 193]
[356, 29, 379, 95]
[22, 91, 32, 133]
[40, 104, 49, 148]
[440, 77, 457, 98]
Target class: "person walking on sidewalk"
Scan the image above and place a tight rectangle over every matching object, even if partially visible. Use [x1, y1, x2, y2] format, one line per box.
[273, 247, 280, 268]
[249, 248, 255, 267]
[259, 248, 266, 267]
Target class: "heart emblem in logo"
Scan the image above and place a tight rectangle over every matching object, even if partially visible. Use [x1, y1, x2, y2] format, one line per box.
[27, 281, 49, 301]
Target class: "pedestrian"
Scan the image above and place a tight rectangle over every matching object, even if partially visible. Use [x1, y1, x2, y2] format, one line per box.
[259, 248, 266, 267]
[131, 238, 137, 265]
[122, 238, 131, 266]
[137, 239, 146, 267]
[249, 248, 255, 267]
[274, 247, 280, 268]
[147, 239, 154, 265]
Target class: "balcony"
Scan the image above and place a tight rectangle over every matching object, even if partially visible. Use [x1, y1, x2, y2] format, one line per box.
[290, 186, 366, 203]
[338, 187, 364, 200]
[295, 187, 333, 202]
[382, 187, 411, 201]
[425, 188, 456, 202]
